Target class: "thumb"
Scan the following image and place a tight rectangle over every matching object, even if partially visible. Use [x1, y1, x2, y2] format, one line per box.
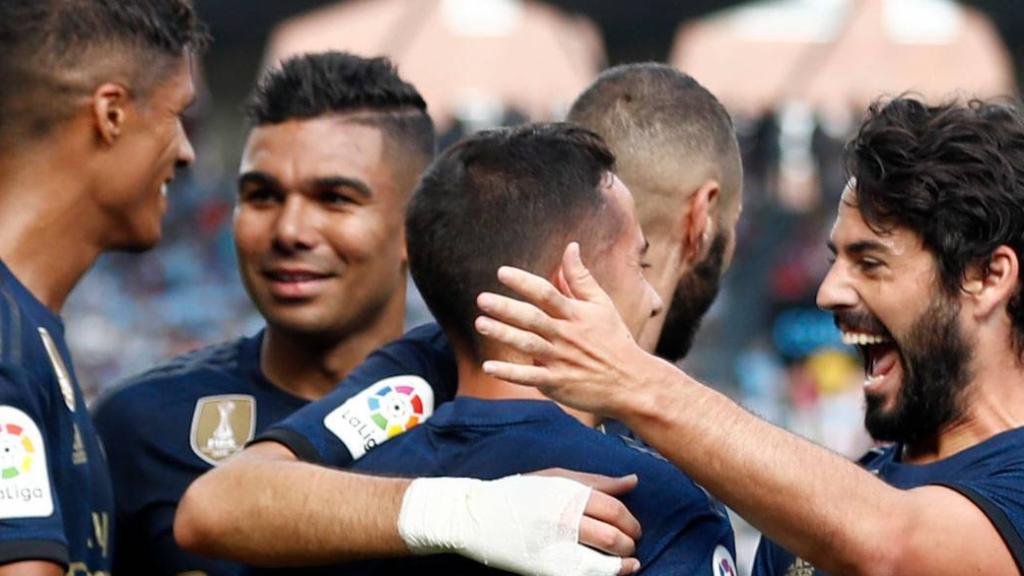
[563, 242, 611, 303]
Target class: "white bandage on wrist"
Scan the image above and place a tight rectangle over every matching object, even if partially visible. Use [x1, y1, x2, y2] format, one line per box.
[397, 475, 623, 576]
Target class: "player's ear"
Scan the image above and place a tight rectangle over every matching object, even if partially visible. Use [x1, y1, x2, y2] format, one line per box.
[965, 245, 1019, 319]
[682, 179, 720, 262]
[92, 82, 131, 145]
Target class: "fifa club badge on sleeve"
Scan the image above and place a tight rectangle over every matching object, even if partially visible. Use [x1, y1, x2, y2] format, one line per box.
[0, 405, 54, 519]
[324, 375, 434, 460]
[37, 327, 75, 412]
[190, 395, 256, 466]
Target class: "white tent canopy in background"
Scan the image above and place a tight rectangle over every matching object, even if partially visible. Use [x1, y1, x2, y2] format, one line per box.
[264, 0, 605, 130]
[671, 0, 1016, 123]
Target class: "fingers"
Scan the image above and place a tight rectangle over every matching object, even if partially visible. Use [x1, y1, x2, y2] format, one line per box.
[535, 469, 639, 498]
[495, 265, 574, 318]
[578, 515, 637, 557]
[582, 487, 642, 541]
[619, 558, 641, 575]
[477, 293, 557, 337]
[481, 360, 552, 387]
[561, 242, 613, 305]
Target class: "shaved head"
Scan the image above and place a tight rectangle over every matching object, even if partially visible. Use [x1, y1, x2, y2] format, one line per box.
[569, 62, 741, 235]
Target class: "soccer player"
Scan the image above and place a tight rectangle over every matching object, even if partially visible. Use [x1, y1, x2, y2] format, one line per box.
[567, 63, 742, 362]
[92, 51, 441, 576]
[0, 0, 203, 573]
[476, 98, 1024, 575]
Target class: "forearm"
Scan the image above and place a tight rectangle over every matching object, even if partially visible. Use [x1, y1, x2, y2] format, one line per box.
[175, 442, 409, 565]
[618, 356, 905, 575]
[0, 562, 63, 576]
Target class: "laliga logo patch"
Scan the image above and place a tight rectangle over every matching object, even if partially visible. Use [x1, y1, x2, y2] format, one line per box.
[713, 545, 737, 576]
[0, 406, 54, 519]
[324, 376, 434, 460]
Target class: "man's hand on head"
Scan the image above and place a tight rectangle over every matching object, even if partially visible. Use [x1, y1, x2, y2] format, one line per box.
[474, 242, 667, 419]
[398, 472, 641, 576]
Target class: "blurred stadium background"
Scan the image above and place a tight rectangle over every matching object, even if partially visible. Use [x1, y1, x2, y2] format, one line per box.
[66, 1, 1023, 570]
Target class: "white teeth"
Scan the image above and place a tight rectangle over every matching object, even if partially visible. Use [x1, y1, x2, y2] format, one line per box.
[841, 332, 889, 346]
[864, 374, 883, 387]
[161, 183, 168, 197]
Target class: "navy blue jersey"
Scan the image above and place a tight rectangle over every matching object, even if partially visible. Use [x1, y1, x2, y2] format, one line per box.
[93, 322, 457, 576]
[752, 427, 1024, 575]
[262, 397, 738, 576]
[0, 260, 114, 571]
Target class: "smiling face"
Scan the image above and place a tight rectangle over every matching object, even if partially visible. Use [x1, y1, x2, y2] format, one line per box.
[97, 54, 196, 251]
[234, 115, 408, 341]
[817, 186, 974, 444]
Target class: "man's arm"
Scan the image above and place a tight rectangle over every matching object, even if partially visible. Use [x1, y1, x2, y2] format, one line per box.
[175, 442, 408, 564]
[473, 242, 1018, 576]
[175, 441, 642, 575]
[0, 562, 63, 576]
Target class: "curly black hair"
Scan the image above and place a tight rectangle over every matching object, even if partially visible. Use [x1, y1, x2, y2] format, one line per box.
[847, 96, 1024, 352]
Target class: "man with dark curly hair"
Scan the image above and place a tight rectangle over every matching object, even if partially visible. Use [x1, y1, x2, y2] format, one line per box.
[475, 96, 1024, 576]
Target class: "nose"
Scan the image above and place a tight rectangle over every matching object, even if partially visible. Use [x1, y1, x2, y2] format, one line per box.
[816, 259, 858, 311]
[649, 284, 664, 317]
[176, 125, 196, 169]
[273, 195, 317, 252]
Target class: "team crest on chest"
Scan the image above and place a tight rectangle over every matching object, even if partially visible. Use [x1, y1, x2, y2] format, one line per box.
[37, 328, 75, 412]
[785, 558, 816, 576]
[190, 395, 256, 466]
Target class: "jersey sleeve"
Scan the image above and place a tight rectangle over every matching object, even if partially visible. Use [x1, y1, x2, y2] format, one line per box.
[0, 363, 68, 566]
[937, 472, 1024, 573]
[255, 323, 457, 467]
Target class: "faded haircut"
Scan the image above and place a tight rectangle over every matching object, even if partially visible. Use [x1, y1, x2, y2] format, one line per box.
[569, 62, 741, 232]
[0, 0, 207, 145]
[246, 51, 435, 176]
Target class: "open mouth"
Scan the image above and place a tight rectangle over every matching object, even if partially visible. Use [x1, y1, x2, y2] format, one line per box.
[841, 330, 899, 387]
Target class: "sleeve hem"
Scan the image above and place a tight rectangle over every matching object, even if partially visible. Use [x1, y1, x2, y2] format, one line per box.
[250, 428, 323, 465]
[935, 482, 1024, 574]
[0, 539, 69, 566]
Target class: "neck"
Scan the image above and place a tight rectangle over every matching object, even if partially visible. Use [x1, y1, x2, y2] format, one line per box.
[0, 143, 106, 312]
[260, 295, 406, 401]
[454, 343, 599, 428]
[904, 334, 1024, 464]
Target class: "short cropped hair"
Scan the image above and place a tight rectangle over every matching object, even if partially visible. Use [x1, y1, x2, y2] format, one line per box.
[569, 63, 741, 233]
[407, 123, 619, 359]
[246, 52, 435, 168]
[0, 0, 207, 144]
[847, 97, 1024, 352]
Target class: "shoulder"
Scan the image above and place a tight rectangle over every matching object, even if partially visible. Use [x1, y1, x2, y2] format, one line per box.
[372, 323, 452, 366]
[93, 337, 254, 431]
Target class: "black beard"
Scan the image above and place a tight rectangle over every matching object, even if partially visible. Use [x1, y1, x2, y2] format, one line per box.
[863, 293, 973, 446]
[655, 232, 726, 361]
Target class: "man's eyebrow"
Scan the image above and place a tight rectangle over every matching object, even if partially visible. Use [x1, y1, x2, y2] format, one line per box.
[237, 171, 280, 190]
[311, 176, 372, 200]
[829, 239, 893, 256]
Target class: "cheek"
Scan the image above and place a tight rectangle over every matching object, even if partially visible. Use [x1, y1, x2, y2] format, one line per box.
[232, 214, 271, 261]
[326, 214, 398, 260]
